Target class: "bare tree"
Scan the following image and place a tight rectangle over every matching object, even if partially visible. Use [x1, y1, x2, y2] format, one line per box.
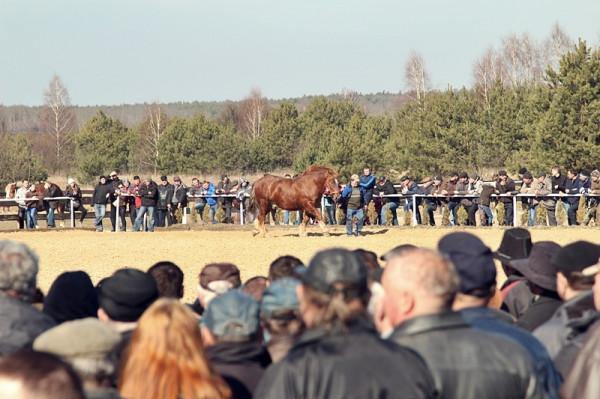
[40, 74, 75, 172]
[404, 51, 429, 101]
[543, 22, 573, 70]
[473, 47, 505, 107]
[500, 33, 544, 87]
[138, 103, 168, 174]
[240, 88, 268, 141]
[340, 88, 361, 107]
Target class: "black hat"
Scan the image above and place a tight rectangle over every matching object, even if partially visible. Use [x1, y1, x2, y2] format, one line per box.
[97, 268, 159, 322]
[580, 169, 591, 178]
[160, 175, 168, 182]
[43, 271, 99, 324]
[495, 228, 532, 263]
[551, 241, 600, 277]
[438, 232, 496, 295]
[509, 242, 562, 292]
[299, 248, 368, 298]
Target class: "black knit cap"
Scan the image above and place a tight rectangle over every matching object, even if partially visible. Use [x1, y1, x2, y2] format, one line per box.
[551, 241, 600, 276]
[97, 268, 159, 322]
[43, 271, 99, 324]
[299, 248, 368, 298]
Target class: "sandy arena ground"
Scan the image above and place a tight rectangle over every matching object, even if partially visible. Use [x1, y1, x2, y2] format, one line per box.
[0, 225, 598, 303]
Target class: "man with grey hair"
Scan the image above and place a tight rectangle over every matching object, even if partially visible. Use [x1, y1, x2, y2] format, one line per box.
[0, 240, 55, 355]
[382, 248, 544, 399]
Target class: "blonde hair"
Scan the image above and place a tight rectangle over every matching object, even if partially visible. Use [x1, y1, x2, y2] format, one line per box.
[119, 299, 230, 399]
[350, 174, 360, 181]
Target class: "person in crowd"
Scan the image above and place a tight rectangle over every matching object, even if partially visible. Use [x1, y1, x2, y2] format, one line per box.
[147, 261, 184, 299]
[534, 241, 600, 377]
[43, 271, 99, 324]
[534, 171, 555, 226]
[560, 263, 600, 399]
[120, 299, 230, 399]
[25, 184, 39, 229]
[455, 172, 476, 226]
[497, 227, 534, 319]
[217, 175, 238, 224]
[191, 263, 242, 315]
[96, 268, 159, 361]
[375, 175, 399, 225]
[111, 180, 129, 232]
[107, 171, 122, 232]
[359, 167, 376, 214]
[200, 180, 218, 224]
[156, 175, 174, 228]
[520, 172, 539, 226]
[188, 177, 205, 222]
[65, 178, 87, 226]
[441, 172, 460, 226]
[43, 181, 61, 228]
[33, 318, 122, 399]
[235, 177, 253, 224]
[440, 232, 561, 399]
[495, 169, 516, 226]
[400, 175, 422, 225]
[256, 248, 437, 399]
[0, 240, 55, 355]
[323, 186, 338, 225]
[551, 166, 568, 224]
[133, 177, 158, 232]
[243, 276, 269, 301]
[476, 177, 495, 226]
[382, 248, 544, 399]
[281, 174, 293, 225]
[201, 290, 270, 399]
[169, 175, 188, 224]
[583, 169, 600, 225]
[418, 176, 436, 225]
[92, 176, 111, 232]
[268, 255, 304, 282]
[260, 278, 304, 363]
[128, 175, 142, 227]
[0, 350, 85, 399]
[424, 175, 443, 226]
[15, 179, 30, 229]
[340, 174, 366, 236]
[564, 168, 585, 226]
[508, 242, 563, 331]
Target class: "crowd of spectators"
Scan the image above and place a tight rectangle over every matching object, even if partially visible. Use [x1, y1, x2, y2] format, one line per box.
[1, 228, 600, 398]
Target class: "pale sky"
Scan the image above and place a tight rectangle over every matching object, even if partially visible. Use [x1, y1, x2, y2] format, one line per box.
[1, 0, 599, 106]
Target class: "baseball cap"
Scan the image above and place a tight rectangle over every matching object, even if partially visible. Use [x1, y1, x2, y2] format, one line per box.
[202, 290, 260, 340]
[199, 263, 241, 292]
[438, 232, 496, 295]
[97, 268, 159, 322]
[552, 241, 600, 277]
[260, 278, 300, 319]
[298, 248, 368, 298]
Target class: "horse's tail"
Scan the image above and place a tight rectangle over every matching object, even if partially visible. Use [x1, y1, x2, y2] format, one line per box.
[247, 187, 257, 217]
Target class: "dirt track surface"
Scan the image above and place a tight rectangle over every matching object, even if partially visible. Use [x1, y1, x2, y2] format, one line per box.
[0, 226, 598, 303]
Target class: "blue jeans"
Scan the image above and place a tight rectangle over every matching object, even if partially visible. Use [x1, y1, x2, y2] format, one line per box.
[47, 207, 55, 227]
[528, 206, 537, 226]
[479, 205, 493, 226]
[283, 210, 290, 225]
[26, 208, 37, 229]
[381, 202, 399, 225]
[346, 208, 364, 235]
[448, 201, 460, 226]
[195, 203, 217, 223]
[325, 206, 337, 225]
[94, 204, 106, 231]
[134, 206, 155, 231]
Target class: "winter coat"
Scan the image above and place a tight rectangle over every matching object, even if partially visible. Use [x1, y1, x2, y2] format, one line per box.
[203, 183, 217, 206]
[156, 183, 174, 210]
[479, 184, 495, 207]
[359, 175, 376, 191]
[460, 307, 561, 399]
[92, 183, 112, 205]
[564, 176, 583, 206]
[496, 178, 516, 204]
[534, 177, 555, 209]
[139, 182, 158, 207]
[560, 320, 600, 399]
[0, 295, 56, 356]
[340, 185, 365, 210]
[171, 184, 188, 207]
[390, 311, 544, 399]
[551, 174, 567, 194]
[205, 340, 271, 399]
[516, 293, 562, 332]
[373, 180, 398, 203]
[534, 291, 600, 378]
[255, 317, 436, 399]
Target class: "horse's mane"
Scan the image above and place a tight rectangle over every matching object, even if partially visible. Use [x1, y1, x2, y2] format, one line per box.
[301, 165, 337, 177]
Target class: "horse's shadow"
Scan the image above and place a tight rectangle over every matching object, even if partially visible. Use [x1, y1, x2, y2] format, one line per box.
[281, 229, 389, 238]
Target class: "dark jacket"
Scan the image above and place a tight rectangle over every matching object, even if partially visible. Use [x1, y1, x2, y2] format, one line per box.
[551, 174, 567, 194]
[92, 183, 112, 205]
[460, 307, 561, 399]
[501, 277, 534, 319]
[206, 340, 271, 399]
[256, 317, 436, 399]
[534, 291, 600, 378]
[516, 292, 563, 332]
[0, 295, 56, 356]
[156, 183, 174, 210]
[359, 175, 376, 191]
[564, 176, 583, 206]
[171, 184, 188, 207]
[496, 178, 516, 203]
[560, 320, 600, 399]
[390, 311, 544, 399]
[373, 180, 398, 204]
[340, 185, 365, 210]
[138, 182, 158, 207]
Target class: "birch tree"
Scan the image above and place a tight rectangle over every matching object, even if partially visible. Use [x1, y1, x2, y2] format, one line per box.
[240, 88, 268, 141]
[138, 103, 168, 174]
[404, 51, 429, 101]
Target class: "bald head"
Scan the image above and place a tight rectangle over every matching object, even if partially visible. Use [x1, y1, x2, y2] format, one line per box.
[382, 249, 459, 327]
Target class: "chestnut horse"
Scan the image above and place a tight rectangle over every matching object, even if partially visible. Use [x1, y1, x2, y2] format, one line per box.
[250, 165, 340, 237]
[34, 182, 66, 227]
[2, 183, 17, 212]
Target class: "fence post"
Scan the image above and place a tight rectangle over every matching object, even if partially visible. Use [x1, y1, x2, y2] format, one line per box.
[115, 196, 121, 232]
[70, 199, 75, 228]
[182, 206, 188, 225]
[240, 198, 245, 225]
[512, 195, 518, 227]
[412, 195, 418, 226]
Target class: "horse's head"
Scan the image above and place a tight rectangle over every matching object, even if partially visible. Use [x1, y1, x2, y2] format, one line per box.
[324, 171, 341, 202]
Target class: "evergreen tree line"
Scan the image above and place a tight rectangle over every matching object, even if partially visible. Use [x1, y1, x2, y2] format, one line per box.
[1, 41, 598, 185]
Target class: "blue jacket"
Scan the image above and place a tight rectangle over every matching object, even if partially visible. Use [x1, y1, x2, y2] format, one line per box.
[359, 175, 376, 191]
[203, 183, 217, 206]
[460, 307, 561, 399]
[341, 185, 365, 208]
[564, 176, 583, 205]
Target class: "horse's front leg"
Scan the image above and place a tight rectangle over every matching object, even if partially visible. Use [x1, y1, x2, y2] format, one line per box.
[298, 213, 310, 237]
